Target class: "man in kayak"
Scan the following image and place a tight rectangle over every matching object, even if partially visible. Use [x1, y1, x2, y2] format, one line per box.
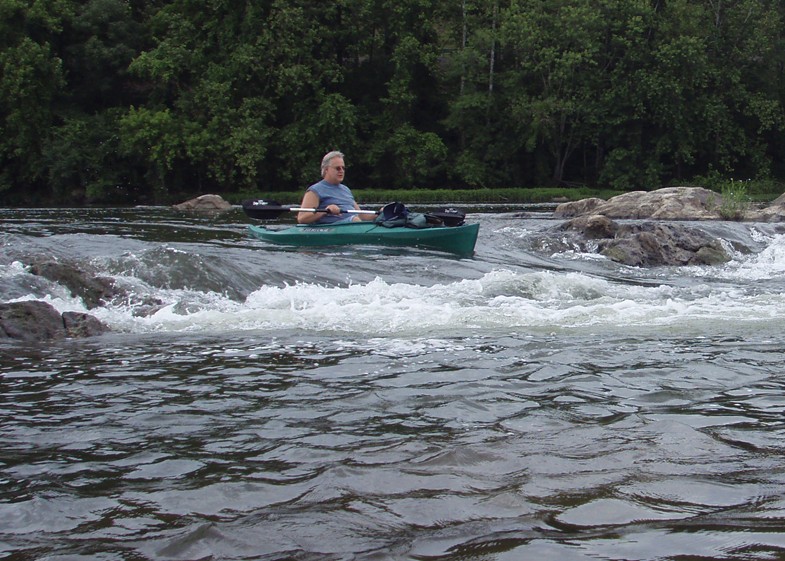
[297, 151, 377, 224]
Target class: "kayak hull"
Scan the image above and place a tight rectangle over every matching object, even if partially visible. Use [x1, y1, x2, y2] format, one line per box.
[248, 222, 479, 256]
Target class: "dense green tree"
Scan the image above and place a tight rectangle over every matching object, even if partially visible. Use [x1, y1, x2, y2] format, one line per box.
[2, 0, 785, 203]
[64, 0, 146, 108]
[500, 0, 608, 186]
[0, 0, 71, 199]
[698, 0, 784, 178]
[0, 0, 153, 203]
[124, 1, 359, 194]
[598, 0, 784, 188]
[442, 0, 518, 188]
[351, 0, 449, 188]
[594, 0, 703, 189]
[0, 37, 64, 194]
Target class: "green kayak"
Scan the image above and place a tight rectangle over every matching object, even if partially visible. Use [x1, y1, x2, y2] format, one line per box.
[248, 221, 479, 255]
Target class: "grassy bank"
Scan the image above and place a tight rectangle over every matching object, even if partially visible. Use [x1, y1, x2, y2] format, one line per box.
[229, 186, 625, 206]
[228, 181, 784, 207]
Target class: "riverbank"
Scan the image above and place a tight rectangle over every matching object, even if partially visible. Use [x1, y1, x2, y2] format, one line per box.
[231, 186, 621, 206]
[230, 184, 784, 208]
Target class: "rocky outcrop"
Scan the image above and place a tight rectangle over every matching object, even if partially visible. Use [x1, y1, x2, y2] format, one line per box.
[600, 223, 730, 267]
[555, 186, 785, 222]
[173, 194, 232, 212]
[770, 192, 785, 206]
[0, 301, 108, 341]
[559, 216, 731, 267]
[547, 186, 785, 265]
[555, 187, 724, 220]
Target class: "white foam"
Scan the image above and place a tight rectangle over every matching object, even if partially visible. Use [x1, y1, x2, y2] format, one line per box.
[72, 268, 784, 336]
[719, 232, 785, 280]
[12, 232, 783, 337]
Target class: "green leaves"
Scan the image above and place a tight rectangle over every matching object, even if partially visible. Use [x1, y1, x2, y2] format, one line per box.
[2, 0, 785, 203]
[0, 36, 64, 191]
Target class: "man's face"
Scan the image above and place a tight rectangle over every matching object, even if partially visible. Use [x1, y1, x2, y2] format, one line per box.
[323, 157, 345, 184]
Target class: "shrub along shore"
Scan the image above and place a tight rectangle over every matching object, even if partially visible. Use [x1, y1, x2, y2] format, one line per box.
[232, 182, 783, 208]
[232, 187, 620, 206]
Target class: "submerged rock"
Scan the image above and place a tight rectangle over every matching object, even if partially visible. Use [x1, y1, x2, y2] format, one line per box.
[24, 260, 165, 323]
[29, 261, 119, 309]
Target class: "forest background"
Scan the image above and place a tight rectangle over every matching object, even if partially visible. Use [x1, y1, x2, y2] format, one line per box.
[2, 0, 785, 206]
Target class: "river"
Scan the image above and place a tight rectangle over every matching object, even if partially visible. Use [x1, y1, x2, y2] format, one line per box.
[1, 205, 785, 560]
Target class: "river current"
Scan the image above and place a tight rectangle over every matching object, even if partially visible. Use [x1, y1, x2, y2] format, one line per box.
[2, 206, 785, 560]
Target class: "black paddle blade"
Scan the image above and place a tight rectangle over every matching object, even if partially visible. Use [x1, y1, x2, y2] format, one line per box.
[242, 199, 289, 219]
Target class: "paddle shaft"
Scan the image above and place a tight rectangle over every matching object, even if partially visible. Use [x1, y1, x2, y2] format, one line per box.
[292, 207, 378, 215]
[241, 200, 378, 219]
[242, 199, 465, 226]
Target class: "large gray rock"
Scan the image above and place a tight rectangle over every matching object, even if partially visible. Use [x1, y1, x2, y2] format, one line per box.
[173, 194, 232, 212]
[770, 192, 785, 206]
[554, 197, 605, 218]
[0, 301, 108, 341]
[561, 214, 619, 239]
[555, 187, 723, 220]
[555, 186, 785, 222]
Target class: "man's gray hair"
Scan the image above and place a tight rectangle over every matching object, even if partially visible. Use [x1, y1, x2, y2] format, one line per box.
[321, 151, 345, 176]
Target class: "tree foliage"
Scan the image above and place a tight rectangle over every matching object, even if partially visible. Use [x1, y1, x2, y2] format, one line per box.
[1, 0, 784, 204]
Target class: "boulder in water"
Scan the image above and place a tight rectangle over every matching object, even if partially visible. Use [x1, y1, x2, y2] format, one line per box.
[598, 222, 731, 266]
[554, 185, 785, 222]
[173, 194, 232, 212]
[0, 301, 109, 341]
[558, 216, 732, 267]
[555, 187, 723, 221]
[62, 311, 110, 338]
